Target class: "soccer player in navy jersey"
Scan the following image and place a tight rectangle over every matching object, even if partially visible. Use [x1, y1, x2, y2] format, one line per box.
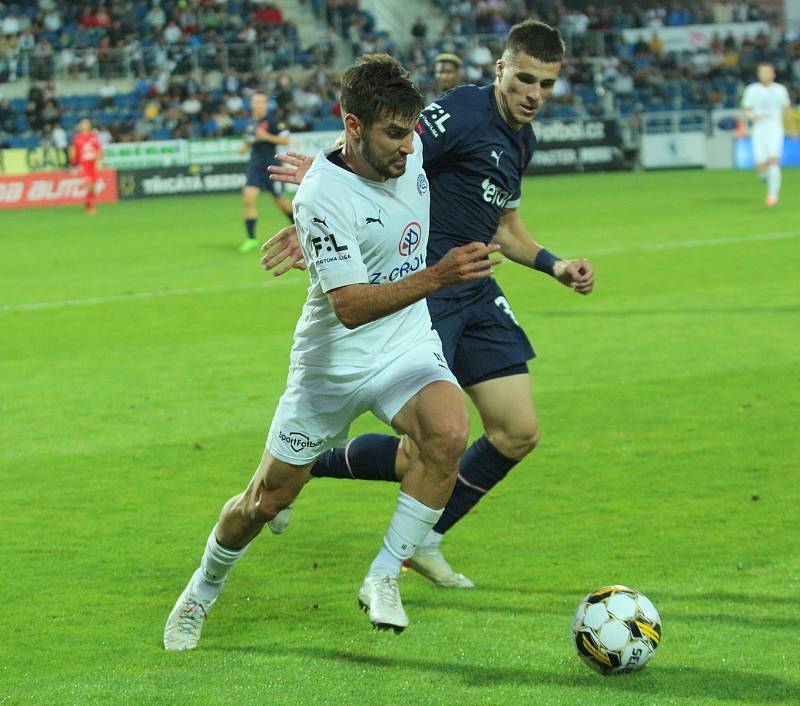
[264, 21, 595, 587]
[238, 92, 293, 253]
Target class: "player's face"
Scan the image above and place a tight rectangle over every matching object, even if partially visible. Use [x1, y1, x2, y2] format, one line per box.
[78, 119, 91, 133]
[361, 113, 418, 179]
[251, 94, 268, 119]
[757, 64, 775, 85]
[495, 51, 561, 129]
[435, 61, 461, 93]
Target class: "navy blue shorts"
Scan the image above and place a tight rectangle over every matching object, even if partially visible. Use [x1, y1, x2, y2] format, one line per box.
[428, 279, 535, 388]
[245, 159, 282, 195]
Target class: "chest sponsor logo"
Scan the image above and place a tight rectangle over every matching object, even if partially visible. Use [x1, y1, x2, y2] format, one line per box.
[481, 178, 513, 207]
[311, 215, 350, 263]
[420, 102, 452, 137]
[399, 221, 423, 257]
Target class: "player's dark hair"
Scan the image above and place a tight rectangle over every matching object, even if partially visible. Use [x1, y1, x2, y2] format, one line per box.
[504, 20, 565, 64]
[341, 54, 423, 129]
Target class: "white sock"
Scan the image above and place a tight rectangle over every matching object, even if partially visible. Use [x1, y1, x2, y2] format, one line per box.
[190, 525, 247, 602]
[368, 492, 443, 577]
[767, 164, 781, 199]
[414, 530, 445, 556]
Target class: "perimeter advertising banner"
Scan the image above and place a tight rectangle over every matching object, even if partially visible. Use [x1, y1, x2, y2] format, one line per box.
[0, 168, 118, 209]
[734, 137, 800, 169]
[116, 162, 246, 199]
[528, 119, 631, 174]
[0, 147, 70, 175]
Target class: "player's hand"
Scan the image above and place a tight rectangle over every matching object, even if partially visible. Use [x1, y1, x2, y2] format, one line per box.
[554, 258, 595, 295]
[432, 243, 502, 287]
[268, 152, 314, 185]
[261, 225, 306, 276]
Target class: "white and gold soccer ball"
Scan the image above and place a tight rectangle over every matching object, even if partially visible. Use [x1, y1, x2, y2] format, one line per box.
[572, 585, 661, 675]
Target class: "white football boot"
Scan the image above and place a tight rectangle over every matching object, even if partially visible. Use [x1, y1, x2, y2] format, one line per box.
[267, 505, 293, 534]
[163, 582, 216, 651]
[358, 575, 409, 633]
[406, 552, 475, 588]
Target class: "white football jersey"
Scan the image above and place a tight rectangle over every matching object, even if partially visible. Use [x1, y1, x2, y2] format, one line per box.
[742, 81, 791, 131]
[289, 132, 435, 366]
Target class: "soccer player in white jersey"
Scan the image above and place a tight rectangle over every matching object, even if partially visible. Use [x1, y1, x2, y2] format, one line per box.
[741, 62, 798, 206]
[163, 55, 501, 649]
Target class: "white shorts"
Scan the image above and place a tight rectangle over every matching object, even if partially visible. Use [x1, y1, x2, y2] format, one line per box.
[266, 333, 458, 464]
[752, 127, 784, 164]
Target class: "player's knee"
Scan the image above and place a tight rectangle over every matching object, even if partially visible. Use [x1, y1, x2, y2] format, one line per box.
[421, 420, 469, 467]
[490, 422, 540, 460]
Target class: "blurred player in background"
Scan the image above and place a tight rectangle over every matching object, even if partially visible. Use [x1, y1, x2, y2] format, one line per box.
[434, 53, 463, 94]
[70, 118, 102, 215]
[265, 21, 595, 589]
[239, 91, 292, 253]
[741, 62, 798, 207]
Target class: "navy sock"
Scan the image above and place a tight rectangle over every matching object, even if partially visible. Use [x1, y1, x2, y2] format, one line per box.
[434, 436, 518, 534]
[311, 433, 400, 482]
[245, 218, 256, 238]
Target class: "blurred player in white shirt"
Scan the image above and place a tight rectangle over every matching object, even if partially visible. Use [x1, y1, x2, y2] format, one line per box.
[741, 63, 798, 206]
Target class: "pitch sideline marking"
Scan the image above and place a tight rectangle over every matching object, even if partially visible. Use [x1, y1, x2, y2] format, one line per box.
[0, 279, 297, 313]
[580, 230, 799, 257]
[2, 230, 798, 314]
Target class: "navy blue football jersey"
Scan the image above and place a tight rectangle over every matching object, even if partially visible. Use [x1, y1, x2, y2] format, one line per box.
[417, 84, 536, 301]
[245, 114, 287, 164]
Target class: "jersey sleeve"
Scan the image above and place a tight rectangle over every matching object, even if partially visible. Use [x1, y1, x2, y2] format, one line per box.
[417, 89, 476, 166]
[779, 85, 791, 108]
[294, 186, 368, 293]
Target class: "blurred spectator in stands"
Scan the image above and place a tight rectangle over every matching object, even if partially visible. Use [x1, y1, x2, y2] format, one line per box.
[411, 16, 427, 41]
[0, 93, 12, 133]
[146, 2, 167, 33]
[225, 91, 244, 114]
[99, 78, 117, 108]
[41, 97, 61, 128]
[181, 93, 202, 116]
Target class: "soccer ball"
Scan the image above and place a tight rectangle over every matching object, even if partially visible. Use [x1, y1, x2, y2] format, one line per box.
[572, 585, 661, 675]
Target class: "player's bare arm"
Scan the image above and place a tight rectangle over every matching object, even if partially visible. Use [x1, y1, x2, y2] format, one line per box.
[497, 208, 594, 295]
[328, 243, 501, 329]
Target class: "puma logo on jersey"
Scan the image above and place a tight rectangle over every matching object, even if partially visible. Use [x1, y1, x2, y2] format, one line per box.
[491, 149, 503, 166]
[365, 210, 383, 226]
[312, 216, 328, 228]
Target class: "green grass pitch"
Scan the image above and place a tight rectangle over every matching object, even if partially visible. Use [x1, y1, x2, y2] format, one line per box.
[2, 168, 799, 705]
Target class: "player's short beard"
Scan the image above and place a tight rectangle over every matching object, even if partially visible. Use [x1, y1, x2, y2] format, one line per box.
[361, 132, 404, 179]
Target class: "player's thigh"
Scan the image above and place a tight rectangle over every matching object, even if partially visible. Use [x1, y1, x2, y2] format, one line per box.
[465, 373, 540, 447]
[752, 130, 777, 165]
[243, 185, 259, 206]
[767, 130, 784, 161]
[372, 335, 468, 454]
[449, 285, 535, 387]
[266, 363, 371, 465]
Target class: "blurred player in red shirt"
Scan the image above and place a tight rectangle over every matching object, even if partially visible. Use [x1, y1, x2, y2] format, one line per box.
[70, 118, 103, 214]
